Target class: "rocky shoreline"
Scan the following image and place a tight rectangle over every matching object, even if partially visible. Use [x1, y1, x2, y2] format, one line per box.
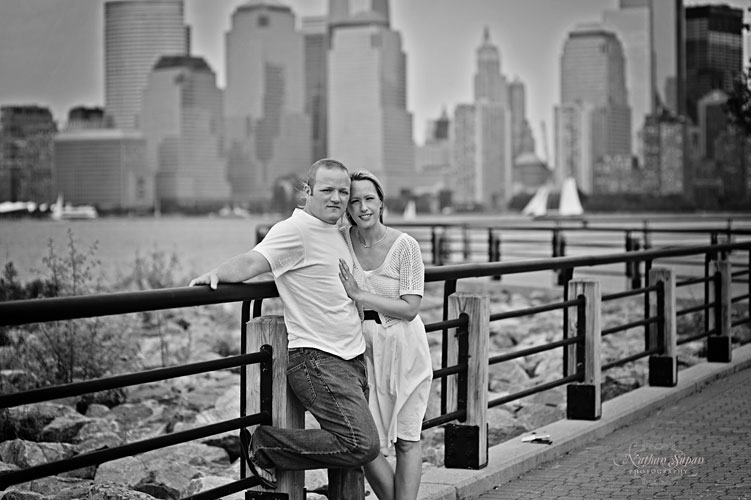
[1, 280, 742, 499]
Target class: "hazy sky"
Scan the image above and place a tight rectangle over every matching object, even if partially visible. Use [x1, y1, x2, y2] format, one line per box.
[0, 0, 747, 156]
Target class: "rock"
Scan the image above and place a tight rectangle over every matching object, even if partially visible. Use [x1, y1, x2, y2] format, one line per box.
[3, 403, 80, 441]
[516, 403, 565, 430]
[6, 476, 91, 498]
[0, 439, 77, 469]
[0, 490, 46, 500]
[488, 359, 530, 393]
[69, 482, 159, 500]
[75, 432, 124, 455]
[40, 414, 92, 443]
[181, 475, 244, 500]
[95, 456, 148, 486]
[84, 404, 112, 419]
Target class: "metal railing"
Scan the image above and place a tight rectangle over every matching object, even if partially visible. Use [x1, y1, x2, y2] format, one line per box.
[1, 239, 749, 497]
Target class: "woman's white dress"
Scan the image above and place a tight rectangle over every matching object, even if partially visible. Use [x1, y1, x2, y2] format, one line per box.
[343, 229, 433, 451]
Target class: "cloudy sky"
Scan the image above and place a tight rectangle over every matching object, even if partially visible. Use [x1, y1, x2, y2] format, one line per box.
[0, 0, 747, 155]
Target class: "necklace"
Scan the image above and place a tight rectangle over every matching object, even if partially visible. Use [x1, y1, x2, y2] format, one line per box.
[357, 227, 388, 248]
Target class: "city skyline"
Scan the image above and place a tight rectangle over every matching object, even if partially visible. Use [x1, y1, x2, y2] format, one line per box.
[0, 0, 747, 159]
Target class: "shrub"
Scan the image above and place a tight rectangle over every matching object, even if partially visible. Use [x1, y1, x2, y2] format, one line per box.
[1, 229, 138, 395]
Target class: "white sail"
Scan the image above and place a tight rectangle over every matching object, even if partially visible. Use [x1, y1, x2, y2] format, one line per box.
[522, 185, 550, 216]
[558, 177, 584, 216]
[402, 199, 416, 220]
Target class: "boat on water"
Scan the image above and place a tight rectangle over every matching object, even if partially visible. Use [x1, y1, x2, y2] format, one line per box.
[522, 177, 584, 219]
[51, 194, 98, 220]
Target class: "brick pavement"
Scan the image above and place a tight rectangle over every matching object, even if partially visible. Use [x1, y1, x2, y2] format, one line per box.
[476, 366, 751, 500]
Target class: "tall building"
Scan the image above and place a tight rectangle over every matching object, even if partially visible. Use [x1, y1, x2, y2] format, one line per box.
[474, 27, 508, 105]
[685, 4, 743, 123]
[302, 16, 328, 163]
[327, 5, 414, 195]
[0, 106, 57, 202]
[554, 101, 595, 192]
[650, 0, 685, 116]
[556, 23, 632, 194]
[329, 0, 389, 26]
[53, 129, 152, 210]
[140, 55, 230, 211]
[224, 0, 311, 206]
[697, 90, 729, 160]
[451, 29, 513, 210]
[508, 78, 536, 158]
[603, 1, 652, 158]
[642, 112, 688, 195]
[66, 107, 110, 131]
[104, 0, 189, 130]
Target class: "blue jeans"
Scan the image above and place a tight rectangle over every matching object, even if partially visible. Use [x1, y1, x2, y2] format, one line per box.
[252, 348, 380, 500]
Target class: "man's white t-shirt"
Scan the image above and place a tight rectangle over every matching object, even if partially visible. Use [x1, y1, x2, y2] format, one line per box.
[253, 208, 365, 360]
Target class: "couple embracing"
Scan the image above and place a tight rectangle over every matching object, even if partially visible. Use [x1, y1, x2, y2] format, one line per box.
[189, 159, 432, 500]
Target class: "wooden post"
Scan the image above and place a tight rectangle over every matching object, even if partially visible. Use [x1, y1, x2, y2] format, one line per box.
[648, 268, 677, 387]
[707, 256, 733, 363]
[444, 293, 489, 469]
[245, 316, 305, 499]
[566, 280, 601, 420]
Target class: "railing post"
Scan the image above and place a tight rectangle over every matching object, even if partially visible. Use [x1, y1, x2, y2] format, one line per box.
[566, 280, 601, 420]
[707, 254, 733, 363]
[648, 268, 677, 386]
[245, 316, 305, 499]
[488, 229, 501, 281]
[444, 293, 489, 470]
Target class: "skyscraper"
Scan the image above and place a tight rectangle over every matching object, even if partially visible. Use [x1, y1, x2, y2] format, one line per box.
[140, 55, 230, 211]
[452, 29, 512, 209]
[302, 16, 328, 163]
[104, 0, 188, 130]
[685, 4, 744, 123]
[224, 0, 311, 206]
[603, 1, 652, 158]
[327, 3, 414, 195]
[651, 0, 685, 116]
[508, 78, 536, 158]
[556, 23, 632, 194]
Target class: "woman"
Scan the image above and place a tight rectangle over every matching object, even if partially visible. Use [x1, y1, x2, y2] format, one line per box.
[338, 170, 433, 500]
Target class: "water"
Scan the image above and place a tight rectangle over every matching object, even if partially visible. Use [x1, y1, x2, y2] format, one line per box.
[0, 215, 280, 282]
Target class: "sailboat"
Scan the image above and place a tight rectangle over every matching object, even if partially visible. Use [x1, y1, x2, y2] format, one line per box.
[51, 194, 98, 220]
[402, 199, 416, 220]
[558, 177, 584, 216]
[522, 185, 550, 217]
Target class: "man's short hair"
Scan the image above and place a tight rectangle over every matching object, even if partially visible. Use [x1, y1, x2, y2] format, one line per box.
[306, 159, 349, 191]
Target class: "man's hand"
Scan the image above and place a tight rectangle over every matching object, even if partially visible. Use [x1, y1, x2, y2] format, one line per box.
[189, 272, 219, 290]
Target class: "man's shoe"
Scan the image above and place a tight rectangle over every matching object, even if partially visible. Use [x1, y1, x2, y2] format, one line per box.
[239, 427, 278, 489]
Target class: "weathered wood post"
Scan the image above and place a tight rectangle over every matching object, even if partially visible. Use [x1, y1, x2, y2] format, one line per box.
[707, 252, 733, 363]
[648, 268, 677, 386]
[245, 316, 305, 499]
[566, 280, 602, 420]
[444, 293, 489, 469]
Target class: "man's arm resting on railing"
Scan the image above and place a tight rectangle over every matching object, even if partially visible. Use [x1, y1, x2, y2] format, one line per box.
[189, 251, 272, 290]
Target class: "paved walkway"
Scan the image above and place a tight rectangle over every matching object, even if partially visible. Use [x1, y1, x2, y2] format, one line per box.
[477, 365, 751, 500]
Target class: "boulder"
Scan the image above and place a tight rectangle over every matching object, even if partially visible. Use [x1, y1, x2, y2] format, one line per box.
[0, 439, 77, 469]
[40, 414, 92, 443]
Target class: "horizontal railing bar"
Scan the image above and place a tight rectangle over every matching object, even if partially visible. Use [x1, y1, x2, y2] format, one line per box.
[731, 293, 751, 304]
[490, 297, 582, 322]
[677, 276, 712, 287]
[732, 270, 749, 278]
[425, 317, 467, 333]
[433, 363, 468, 379]
[602, 284, 659, 302]
[488, 335, 583, 365]
[602, 317, 659, 337]
[0, 413, 267, 490]
[488, 373, 583, 408]
[679, 329, 716, 344]
[732, 317, 751, 327]
[183, 477, 261, 500]
[0, 351, 269, 409]
[422, 409, 466, 430]
[424, 241, 750, 282]
[0, 283, 279, 327]
[677, 302, 712, 316]
[602, 346, 661, 371]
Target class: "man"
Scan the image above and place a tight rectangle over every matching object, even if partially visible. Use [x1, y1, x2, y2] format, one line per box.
[189, 159, 379, 500]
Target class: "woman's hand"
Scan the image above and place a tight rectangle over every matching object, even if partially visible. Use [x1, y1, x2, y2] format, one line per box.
[338, 259, 362, 301]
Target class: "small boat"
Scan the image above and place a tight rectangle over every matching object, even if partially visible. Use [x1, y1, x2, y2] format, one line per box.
[51, 194, 98, 220]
